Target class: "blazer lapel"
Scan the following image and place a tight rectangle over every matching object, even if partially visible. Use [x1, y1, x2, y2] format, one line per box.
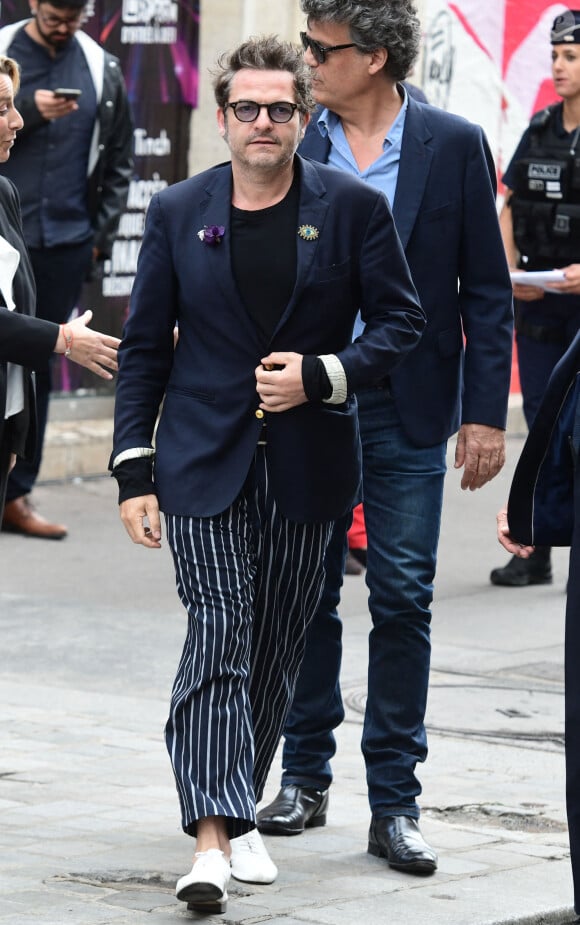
[301, 101, 433, 253]
[392, 98, 433, 251]
[274, 156, 330, 335]
[298, 116, 331, 162]
[197, 165, 248, 319]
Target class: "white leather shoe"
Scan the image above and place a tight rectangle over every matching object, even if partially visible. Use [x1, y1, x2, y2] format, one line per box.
[175, 848, 231, 913]
[230, 828, 278, 884]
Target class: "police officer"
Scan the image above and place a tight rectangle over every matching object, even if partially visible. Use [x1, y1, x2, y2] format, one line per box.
[490, 8, 580, 587]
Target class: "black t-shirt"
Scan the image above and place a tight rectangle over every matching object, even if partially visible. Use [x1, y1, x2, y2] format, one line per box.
[231, 172, 299, 344]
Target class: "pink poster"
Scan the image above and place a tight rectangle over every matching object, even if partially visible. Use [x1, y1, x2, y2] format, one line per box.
[422, 1, 569, 393]
[0, 0, 199, 393]
[422, 0, 566, 184]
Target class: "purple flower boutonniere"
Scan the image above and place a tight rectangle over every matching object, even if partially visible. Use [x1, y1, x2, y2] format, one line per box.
[198, 224, 225, 246]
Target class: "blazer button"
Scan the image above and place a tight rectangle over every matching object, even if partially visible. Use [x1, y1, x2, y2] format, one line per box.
[255, 409, 265, 419]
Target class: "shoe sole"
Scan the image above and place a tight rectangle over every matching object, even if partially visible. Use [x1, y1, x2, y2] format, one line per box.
[368, 840, 437, 875]
[1, 524, 67, 540]
[257, 812, 326, 836]
[176, 881, 225, 903]
[490, 575, 552, 587]
[186, 896, 227, 914]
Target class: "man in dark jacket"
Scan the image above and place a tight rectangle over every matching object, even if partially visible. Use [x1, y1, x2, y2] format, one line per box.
[0, 0, 133, 539]
[497, 329, 580, 915]
[257, 0, 513, 875]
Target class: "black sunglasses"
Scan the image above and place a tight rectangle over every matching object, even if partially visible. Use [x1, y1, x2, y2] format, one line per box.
[225, 100, 299, 124]
[300, 31, 357, 64]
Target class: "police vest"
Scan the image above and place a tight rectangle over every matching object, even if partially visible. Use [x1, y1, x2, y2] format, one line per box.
[511, 104, 580, 270]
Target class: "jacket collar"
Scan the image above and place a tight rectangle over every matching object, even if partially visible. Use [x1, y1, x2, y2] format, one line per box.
[198, 156, 330, 341]
[298, 96, 433, 251]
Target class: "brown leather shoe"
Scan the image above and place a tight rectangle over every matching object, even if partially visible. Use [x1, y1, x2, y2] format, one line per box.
[2, 496, 68, 540]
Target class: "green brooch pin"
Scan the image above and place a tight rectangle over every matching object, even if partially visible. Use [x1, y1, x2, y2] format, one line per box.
[298, 224, 319, 241]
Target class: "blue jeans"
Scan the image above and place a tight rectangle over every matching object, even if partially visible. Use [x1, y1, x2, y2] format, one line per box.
[282, 387, 447, 817]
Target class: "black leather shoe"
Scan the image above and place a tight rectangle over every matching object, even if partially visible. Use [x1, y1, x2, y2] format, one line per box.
[345, 551, 364, 575]
[368, 815, 437, 874]
[490, 547, 552, 586]
[257, 784, 328, 836]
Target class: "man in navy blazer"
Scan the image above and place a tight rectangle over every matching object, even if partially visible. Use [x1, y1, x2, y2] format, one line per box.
[257, 0, 514, 875]
[110, 36, 424, 912]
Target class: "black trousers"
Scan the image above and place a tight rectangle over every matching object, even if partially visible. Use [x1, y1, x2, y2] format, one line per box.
[5, 241, 93, 502]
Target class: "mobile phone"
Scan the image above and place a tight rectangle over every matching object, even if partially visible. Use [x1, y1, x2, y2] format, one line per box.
[53, 88, 82, 100]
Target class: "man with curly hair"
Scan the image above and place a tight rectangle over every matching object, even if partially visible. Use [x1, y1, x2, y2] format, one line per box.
[258, 0, 514, 875]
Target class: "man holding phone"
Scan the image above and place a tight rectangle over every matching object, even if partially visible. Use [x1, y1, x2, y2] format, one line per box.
[0, 0, 133, 540]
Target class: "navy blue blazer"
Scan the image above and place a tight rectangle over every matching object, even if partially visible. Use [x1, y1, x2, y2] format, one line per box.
[112, 156, 425, 523]
[507, 330, 580, 547]
[300, 97, 514, 446]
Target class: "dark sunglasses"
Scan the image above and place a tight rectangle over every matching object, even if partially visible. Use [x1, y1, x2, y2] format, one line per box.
[300, 31, 357, 64]
[225, 100, 299, 124]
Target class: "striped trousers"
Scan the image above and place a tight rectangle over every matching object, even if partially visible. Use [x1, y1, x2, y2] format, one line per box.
[164, 449, 333, 838]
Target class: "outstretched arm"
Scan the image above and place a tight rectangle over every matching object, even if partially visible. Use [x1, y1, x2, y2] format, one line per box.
[0, 307, 119, 377]
[56, 310, 120, 380]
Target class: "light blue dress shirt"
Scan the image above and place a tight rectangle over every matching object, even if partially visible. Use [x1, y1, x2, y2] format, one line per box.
[316, 90, 408, 338]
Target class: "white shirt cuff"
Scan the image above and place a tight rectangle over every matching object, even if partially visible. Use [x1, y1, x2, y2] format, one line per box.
[112, 447, 155, 468]
[318, 354, 347, 404]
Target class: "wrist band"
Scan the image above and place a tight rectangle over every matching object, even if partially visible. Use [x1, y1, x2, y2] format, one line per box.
[61, 324, 73, 357]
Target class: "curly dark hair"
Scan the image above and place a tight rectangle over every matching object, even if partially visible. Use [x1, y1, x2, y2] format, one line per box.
[213, 35, 315, 116]
[300, 0, 421, 81]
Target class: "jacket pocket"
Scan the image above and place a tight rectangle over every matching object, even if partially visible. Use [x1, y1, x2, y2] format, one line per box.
[311, 257, 352, 284]
[166, 384, 216, 403]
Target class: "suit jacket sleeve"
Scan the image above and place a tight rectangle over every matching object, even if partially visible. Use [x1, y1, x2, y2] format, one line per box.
[458, 127, 513, 429]
[112, 192, 177, 460]
[0, 307, 58, 367]
[459, 130, 513, 428]
[0, 177, 52, 367]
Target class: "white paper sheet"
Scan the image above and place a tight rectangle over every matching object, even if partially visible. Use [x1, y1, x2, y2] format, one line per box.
[510, 269, 566, 290]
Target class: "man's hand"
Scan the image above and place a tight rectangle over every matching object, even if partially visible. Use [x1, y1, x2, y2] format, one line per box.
[454, 423, 506, 490]
[59, 310, 120, 380]
[34, 89, 79, 121]
[255, 352, 307, 412]
[119, 495, 162, 548]
[496, 507, 534, 557]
